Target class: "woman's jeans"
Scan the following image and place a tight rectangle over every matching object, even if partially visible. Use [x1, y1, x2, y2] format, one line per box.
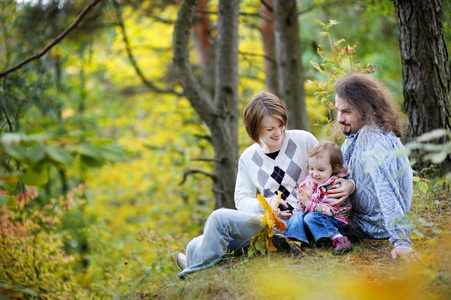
[178, 208, 263, 278]
[285, 211, 349, 244]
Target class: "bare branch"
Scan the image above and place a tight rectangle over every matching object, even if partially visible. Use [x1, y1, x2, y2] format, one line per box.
[298, 5, 316, 15]
[239, 51, 275, 63]
[260, 0, 273, 12]
[179, 169, 215, 185]
[112, 0, 182, 96]
[0, 0, 104, 79]
[193, 134, 212, 144]
[191, 158, 221, 162]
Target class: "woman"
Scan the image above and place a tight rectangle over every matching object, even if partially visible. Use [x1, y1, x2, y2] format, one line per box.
[177, 91, 353, 278]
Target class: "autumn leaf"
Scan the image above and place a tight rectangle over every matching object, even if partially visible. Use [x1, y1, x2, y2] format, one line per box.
[248, 192, 287, 256]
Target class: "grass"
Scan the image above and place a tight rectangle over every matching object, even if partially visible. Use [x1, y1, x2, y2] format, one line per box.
[137, 178, 451, 300]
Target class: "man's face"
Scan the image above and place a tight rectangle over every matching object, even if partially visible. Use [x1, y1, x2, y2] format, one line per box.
[335, 95, 364, 136]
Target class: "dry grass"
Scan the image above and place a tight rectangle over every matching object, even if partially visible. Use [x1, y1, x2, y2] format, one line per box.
[140, 179, 451, 300]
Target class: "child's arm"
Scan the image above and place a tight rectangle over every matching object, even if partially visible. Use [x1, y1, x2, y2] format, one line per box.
[305, 184, 340, 216]
[294, 187, 309, 211]
[309, 201, 335, 216]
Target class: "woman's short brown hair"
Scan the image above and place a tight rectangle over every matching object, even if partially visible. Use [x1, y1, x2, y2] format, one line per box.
[243, 91, 288, 143]
[309, 141, 347, 174]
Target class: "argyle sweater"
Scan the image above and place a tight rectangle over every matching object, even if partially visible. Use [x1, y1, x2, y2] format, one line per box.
[296, 174, 352, 225]
[234, 130, 318, 214]
[342, 126, 413, 249]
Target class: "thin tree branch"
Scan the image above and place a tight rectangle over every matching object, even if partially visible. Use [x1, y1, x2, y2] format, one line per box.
[191, 158, 221, 162]
[0, 0, 104, 78]
[193, 134, 212, 143]
[239, 51, 275, 63]
[179, 169, 215, 185]
[298, 5, 316, 15]
[260, 0, 273, 13]
[112, 0, 182, 95]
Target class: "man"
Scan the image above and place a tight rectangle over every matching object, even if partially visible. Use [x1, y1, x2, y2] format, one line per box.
[333, 73, 414, 259]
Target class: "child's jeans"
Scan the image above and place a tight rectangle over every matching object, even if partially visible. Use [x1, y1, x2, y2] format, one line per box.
[285, 211, 349, 244]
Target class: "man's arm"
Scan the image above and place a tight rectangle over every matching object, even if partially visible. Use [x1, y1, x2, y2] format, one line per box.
[363, 145, 413, 251]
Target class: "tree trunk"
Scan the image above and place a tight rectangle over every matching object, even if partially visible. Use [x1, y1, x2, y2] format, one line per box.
[173, 0, 239, 209]
[394, 0, 451, 170]
[260, 0, 278, 95]
[273, 0, 308, 130]
[192, 0, 215, 100]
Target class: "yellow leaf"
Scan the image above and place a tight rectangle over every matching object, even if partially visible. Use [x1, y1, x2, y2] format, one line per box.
[257, 194, 272, 211]
[250, 193, 287, 253]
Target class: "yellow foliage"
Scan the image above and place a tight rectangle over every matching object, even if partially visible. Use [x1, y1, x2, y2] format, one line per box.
[249, 192, 287, 254]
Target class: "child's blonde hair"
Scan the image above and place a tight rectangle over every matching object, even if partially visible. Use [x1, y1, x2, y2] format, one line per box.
[309, 141, 347, 174]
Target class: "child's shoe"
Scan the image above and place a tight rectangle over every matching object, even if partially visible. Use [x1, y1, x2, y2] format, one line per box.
[332, 236, 353, 254]
[272, 233, 304, 254]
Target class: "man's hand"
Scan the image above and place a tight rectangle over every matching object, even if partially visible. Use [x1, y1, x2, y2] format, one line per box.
[328, 178, 355, 206]
[391, 247, 417, 260]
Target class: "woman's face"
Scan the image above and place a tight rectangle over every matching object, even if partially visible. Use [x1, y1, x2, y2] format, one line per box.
[259, 116, 286, 152]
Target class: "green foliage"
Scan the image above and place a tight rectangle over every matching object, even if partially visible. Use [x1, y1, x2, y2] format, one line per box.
[308, 19, 376, 134]
[0, 130, 128, 188]
[405, 129, 451, 176]
[0, 185, 88, 299]
[1, 1, 449, 298]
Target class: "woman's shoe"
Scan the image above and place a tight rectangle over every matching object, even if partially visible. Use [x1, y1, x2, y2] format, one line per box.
[177, 253, 187, 270]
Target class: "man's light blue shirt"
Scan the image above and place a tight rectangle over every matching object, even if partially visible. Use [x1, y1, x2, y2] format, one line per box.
[342, 125, 413, 248]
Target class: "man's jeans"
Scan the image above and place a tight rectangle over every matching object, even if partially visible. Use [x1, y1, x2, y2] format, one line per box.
[285, 211, 349, 244]
[178, 208, 263, 278]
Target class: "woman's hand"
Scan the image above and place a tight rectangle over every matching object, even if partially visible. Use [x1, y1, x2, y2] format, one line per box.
[275, 199, 292, 219]
[327, 178, 354, 206]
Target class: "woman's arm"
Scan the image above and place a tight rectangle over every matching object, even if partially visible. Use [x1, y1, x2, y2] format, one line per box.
[234, 156, 264, 213]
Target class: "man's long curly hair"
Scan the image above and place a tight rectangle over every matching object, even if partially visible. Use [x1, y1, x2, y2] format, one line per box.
[334, 73, 404, 137]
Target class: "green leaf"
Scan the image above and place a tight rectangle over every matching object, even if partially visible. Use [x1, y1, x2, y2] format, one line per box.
[20, 167, 48, 186]
[23, 132, 50, 143]
[80, 154, 105, 168]
[101, 145, 125, 162]
[3, 144, 27, 160]
[0, 132, 24, 145]
[418, 181, 429, 193]
[68, 130, 97, 138]
[416, 129, 450, 142]
[76, 143, 103, 160]
[424, 151, 449, 164]
[46, 145, 73, 165]
[26, 128, 45, 135]
[28, 145, 47, 164]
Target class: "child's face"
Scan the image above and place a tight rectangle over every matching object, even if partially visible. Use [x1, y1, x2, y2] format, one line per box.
[308, 155, 333, 185]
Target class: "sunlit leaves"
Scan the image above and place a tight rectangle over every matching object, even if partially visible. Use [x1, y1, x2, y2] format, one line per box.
[0, 185, 87, 299]
[308, 19, 376, 135]
[0, 130, 127, 187]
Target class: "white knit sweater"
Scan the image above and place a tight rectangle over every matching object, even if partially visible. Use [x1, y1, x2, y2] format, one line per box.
[234, 130, 318, 214]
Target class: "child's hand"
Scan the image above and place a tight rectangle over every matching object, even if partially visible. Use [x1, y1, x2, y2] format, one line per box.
[295, 187, 309, 207]
[299, 181, 313, 200]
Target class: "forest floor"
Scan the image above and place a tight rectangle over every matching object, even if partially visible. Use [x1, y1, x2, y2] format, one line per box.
[139, 179, 451, 300]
